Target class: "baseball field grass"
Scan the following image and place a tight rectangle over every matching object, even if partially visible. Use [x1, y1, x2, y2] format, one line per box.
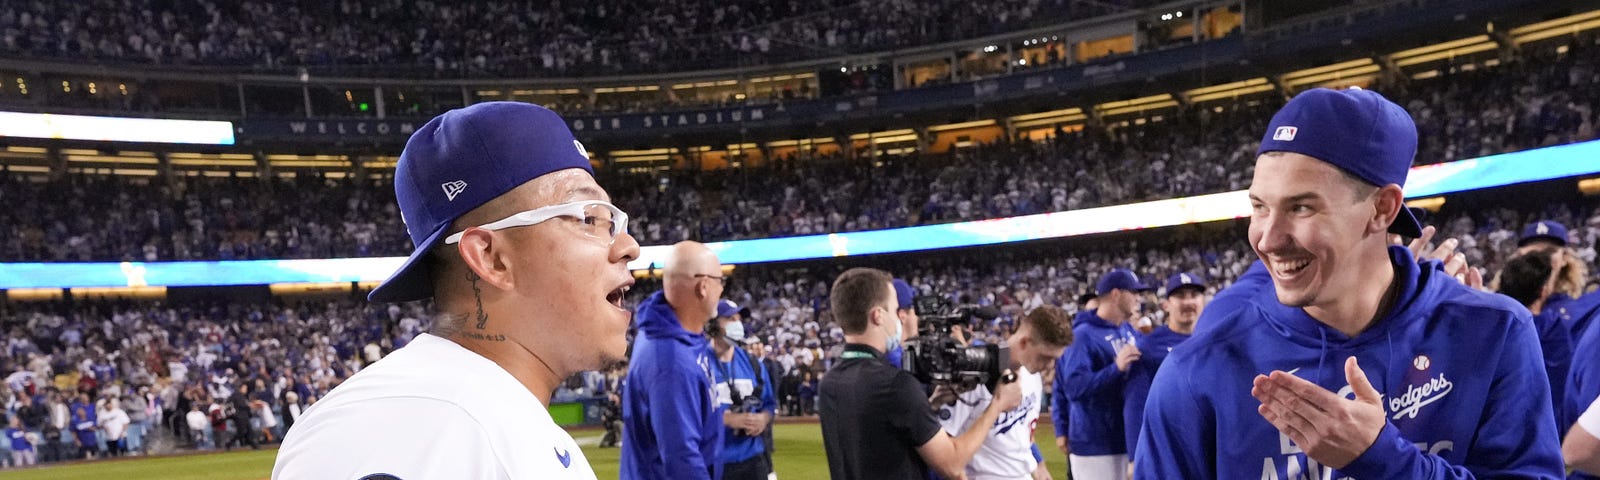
[0, 420, 1071, 479]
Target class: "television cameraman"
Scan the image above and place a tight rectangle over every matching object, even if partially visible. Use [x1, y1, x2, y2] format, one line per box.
[819, 268, 1021, 480]
[932, 305, 1075, 480]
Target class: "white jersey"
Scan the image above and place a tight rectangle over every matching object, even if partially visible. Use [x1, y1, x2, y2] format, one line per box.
[272, 334, 596, 480]
[937, 367, 1044, 480]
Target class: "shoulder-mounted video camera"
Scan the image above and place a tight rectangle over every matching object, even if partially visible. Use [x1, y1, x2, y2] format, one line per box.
[903, 295, 1011, 391]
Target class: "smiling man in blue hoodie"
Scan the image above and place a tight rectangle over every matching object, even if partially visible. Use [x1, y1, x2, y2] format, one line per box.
[1134, 88, 1563, 479]
[1122, 273, 1206, 464]
[621, 241, 726, 480]
[1053, 268, 1149, 480]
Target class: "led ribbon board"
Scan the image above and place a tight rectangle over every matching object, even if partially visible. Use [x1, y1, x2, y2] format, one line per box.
[0, 111, 236, 145]
[3, 139, 1598, 289]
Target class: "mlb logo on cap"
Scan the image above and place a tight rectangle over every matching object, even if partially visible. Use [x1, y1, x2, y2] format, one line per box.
[1272, 126, 1298, 141]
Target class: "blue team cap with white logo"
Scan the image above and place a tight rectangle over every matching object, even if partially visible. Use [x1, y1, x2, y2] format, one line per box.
[1257, 87, 1423, 238]
[369, 102, 596, 303]
[1164, 273, 1206, 297]
[1519, 220, 1569, 247]
[1096, 269, 1153, 296]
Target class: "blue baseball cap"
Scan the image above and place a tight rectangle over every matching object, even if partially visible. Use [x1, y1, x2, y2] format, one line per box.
[1164, 272, 1206, 297]
[891, 279, 915, 310]
[1257, 87, 1423, 238]
[368, 102, 596, 303]
[717, 300, 740, 318]
[1096, 269, 1153, 296]
[1520, 220, 1569, 247]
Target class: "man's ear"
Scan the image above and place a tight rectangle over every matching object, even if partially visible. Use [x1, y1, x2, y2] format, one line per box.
[1370, 185, 1405, 235]
[868, 306, 887, 329]
[455, 229, 514, 291]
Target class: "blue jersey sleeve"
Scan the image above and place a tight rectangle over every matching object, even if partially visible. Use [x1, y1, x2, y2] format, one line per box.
[648, 366, 716, 480]
[1340, 311, 1563, 479]
[1060, 335, 1122, 401]
[1051, 349, 1071, 436]
[1532, 309, 1573, 435]
[1133, 356, 1213, 479]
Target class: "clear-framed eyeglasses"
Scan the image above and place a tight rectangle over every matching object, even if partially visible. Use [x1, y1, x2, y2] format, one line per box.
[444, 199, 630, 245]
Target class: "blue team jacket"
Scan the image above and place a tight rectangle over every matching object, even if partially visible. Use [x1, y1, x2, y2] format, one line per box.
[621, 291, 723, 480]
[1053, 309, 1140, 456]
[1564, 291, 1600, 347]
[1135, 246, 1562, 479]
[712, 346, 777, 465]
[1050, 311, 1095, 441]
[1531, 306, 1573, 438]
[1122, 325, 1191, 457]
[1563, 292, 1600, 480]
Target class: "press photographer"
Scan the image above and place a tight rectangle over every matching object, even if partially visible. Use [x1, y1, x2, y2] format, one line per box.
[820, 268, 1021, 480]
[708, 300, 778, 480]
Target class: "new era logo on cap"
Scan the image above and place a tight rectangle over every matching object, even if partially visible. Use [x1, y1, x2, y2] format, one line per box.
[573, 140, 589, 158]
[441, 180, 468, 201]
[1272, 126, 1298, 141]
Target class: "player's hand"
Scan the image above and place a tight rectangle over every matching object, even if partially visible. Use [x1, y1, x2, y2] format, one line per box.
[1395, 226, 1484, 290]
[990, 370, 1022, 412]
[1055, 435, 1069, 455]
[1251, 357, 1385, 469]
[1126, 461, 1135, 479]
[929, 384, 960, 407]
[1114, 344, 1142, 372]
[1396, 225, 1438, 258]
[1033, 460, 1055, 480]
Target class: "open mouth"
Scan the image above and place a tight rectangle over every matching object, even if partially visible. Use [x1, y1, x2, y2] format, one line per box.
[606, 283, 632, 310]
[1270, 258, 1312, 278]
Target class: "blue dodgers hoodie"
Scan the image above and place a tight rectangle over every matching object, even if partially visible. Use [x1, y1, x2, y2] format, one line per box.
[621, 291, 723, 480]
[1050, 311, 1097, 439]
[1122, 325, 1191, 457]
[1055, 309, 1140, 456]
[1562, 293, 1600, 480]
[1564, 291, 1600, 349]
[712, 346, 777, 465]
[1531, 306, 1573, 437]
[1135, 246, 1563, 479]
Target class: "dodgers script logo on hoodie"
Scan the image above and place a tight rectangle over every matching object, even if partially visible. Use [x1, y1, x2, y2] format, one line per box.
[1136, 247, 1563, 479]
[1260, 354, 1458, 479]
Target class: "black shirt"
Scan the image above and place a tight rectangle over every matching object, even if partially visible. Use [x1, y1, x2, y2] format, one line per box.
[819, 343, 944, 480]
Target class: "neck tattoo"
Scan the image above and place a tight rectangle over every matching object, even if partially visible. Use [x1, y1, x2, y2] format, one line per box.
[468, 271, 489, 330]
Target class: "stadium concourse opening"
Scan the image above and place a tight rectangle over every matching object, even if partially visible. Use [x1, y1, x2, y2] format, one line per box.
[2, 0, 1600, 478]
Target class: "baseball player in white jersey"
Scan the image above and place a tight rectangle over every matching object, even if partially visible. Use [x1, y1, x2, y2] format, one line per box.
[273, 102, 639, 479]
[935, 306, 1075, 480]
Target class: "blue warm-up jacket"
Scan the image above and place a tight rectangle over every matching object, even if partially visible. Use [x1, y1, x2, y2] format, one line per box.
[621, 291, 723, 480]
[1052, 309, 1139, 456]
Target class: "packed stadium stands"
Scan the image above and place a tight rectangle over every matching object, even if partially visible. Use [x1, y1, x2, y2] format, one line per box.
[3, 0, 1600, 472]
[0, 0, 1160, 77]
[3, 34, 1595, 262]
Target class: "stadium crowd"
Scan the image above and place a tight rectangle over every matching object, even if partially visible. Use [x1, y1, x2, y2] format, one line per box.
[1, 192, 1595, 464]
[2, 37, 1595, 263]
[0, 0, 1150, 77]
